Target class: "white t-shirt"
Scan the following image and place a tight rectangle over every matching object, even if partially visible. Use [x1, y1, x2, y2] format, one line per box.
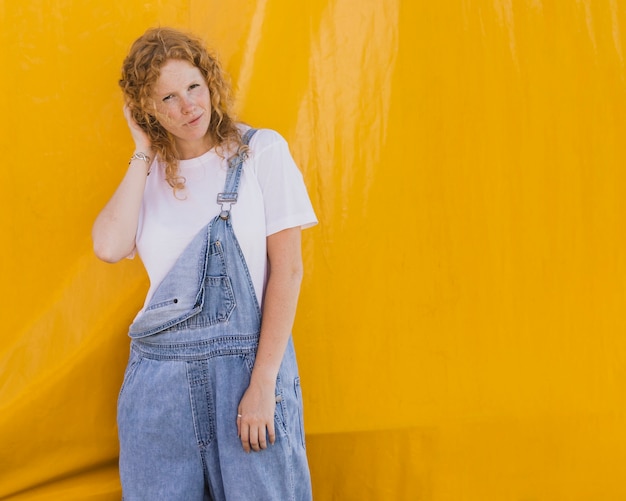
[135, 127, 317, 311]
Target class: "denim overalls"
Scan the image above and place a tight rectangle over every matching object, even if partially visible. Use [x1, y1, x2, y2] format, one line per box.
[117, 129, 312, 501]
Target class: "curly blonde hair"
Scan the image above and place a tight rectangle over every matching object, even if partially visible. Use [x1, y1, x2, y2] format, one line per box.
[119, 27, 244, 191]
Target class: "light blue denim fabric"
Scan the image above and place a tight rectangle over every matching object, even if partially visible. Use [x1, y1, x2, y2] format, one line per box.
[118, 129, 312, 500]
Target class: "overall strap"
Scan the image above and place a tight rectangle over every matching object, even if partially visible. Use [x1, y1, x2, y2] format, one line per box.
[217, 128, 258, 220]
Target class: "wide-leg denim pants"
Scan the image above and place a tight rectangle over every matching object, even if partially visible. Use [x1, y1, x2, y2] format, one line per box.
[117, 133, 312, 500]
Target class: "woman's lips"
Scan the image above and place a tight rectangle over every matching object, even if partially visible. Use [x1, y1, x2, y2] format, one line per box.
[187, 114, 203, 126]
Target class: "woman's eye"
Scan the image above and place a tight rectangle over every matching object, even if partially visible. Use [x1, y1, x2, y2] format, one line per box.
[162, 95, 173, 102]
[189, 84, 200, 90]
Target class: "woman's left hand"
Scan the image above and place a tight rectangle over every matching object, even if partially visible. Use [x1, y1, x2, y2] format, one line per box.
[237, 380, 277, 453]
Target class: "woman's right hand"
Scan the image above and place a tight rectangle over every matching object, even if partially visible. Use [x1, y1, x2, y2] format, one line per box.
[123, 104, 152, 152]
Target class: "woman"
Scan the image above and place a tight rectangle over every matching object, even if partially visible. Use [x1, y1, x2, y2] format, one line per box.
[92, 27, 316, 500]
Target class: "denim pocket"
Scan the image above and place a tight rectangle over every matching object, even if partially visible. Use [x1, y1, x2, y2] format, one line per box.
[200, 240, 236, 324]
[273, 374, 288, 437]
[294, 377, 306, 448]
[202, 275, 235, 324]
[118, 350, 143, 405]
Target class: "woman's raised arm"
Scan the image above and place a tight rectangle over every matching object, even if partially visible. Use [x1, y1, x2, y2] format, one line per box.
[92, 105, 154, 263]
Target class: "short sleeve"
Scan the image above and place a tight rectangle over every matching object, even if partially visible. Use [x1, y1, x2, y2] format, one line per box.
[249, 129, 318, 236]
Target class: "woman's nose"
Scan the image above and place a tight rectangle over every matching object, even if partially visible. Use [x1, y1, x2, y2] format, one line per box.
[181, 97, 195, 114]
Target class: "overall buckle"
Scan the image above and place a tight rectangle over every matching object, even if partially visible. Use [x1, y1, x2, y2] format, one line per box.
[217, 192, 238, 220]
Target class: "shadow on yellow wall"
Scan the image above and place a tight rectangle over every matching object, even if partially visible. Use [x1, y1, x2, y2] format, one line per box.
[2, 1, 626, 499]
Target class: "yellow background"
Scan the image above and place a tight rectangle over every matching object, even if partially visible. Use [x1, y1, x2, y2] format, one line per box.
[1, 0, 626, 499]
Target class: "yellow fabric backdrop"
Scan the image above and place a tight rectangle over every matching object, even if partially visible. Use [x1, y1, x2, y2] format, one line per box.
[2, 1, 626, 499]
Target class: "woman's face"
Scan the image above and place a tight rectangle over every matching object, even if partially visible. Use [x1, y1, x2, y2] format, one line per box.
[151, 58, 213, 159]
